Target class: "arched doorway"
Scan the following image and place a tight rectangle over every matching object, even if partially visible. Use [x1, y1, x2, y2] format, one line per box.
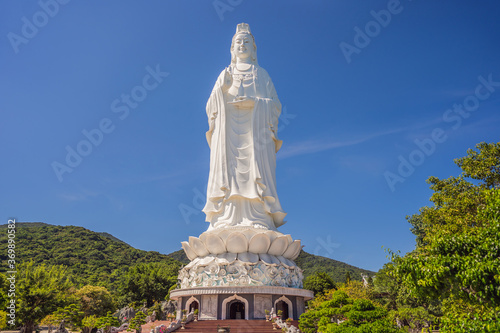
[189, 300, 199, 313]
[228, 300, 245, 319]
[276, 300, 289, 320]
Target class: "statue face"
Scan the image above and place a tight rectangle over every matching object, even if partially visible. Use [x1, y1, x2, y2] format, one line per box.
[233, 33, 254, 60]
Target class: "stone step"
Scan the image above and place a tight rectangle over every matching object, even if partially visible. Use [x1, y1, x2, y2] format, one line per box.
[180, 319, 300, 333]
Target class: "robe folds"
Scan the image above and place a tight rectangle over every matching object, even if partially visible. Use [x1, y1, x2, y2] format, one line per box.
[202, 65, 287, 230]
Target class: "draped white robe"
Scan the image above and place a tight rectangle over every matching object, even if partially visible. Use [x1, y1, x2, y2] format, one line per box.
[203, 65, 286, 230]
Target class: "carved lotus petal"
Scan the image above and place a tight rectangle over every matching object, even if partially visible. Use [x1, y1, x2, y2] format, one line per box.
[264, 230, 278, 244]
[204, 233, 226, 254]
[268, 235, 288, 256]
[216, 229, 233, 242]
[248, 233, 271, 254]
[238, 252, 259, 264]
[258, 253, 274, 265]
[291, 244, 303, 261]
[226, 232, 248, 253]
[217, 252, 237, 264]
[270, 255, 281, 265]
[285, 234, 293, 245]
[277, 255, 294, 268]
[189, 236, 210, 257]
[199, 232, 208, 244]
[243, 229, 257, 241]
[182, 241, 197, 261]
[282, 240, 301, 259]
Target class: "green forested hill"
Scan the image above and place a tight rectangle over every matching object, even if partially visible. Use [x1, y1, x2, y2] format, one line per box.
[294, 250, 374, 282]
[0, 223, 180, 291]
[167, 249, 374, 283]
[1, 223, 373, 289]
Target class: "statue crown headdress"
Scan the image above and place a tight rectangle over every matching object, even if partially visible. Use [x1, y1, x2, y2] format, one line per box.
[236, 23, 251, 35]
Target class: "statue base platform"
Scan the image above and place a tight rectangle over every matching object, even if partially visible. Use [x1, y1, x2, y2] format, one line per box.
[170, 286, 313, 320]
[174, 227, 312, 320]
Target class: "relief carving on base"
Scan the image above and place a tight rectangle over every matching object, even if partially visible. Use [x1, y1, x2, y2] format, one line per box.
[200, 294, 218, 320]
[254, 294, 273, 319]
[178, 259, 304, 289]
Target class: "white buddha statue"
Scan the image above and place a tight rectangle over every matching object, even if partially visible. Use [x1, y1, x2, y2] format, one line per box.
[203, 23, 286, 231]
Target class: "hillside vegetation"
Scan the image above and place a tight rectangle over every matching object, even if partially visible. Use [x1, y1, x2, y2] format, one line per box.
[0, 223, 179, 291]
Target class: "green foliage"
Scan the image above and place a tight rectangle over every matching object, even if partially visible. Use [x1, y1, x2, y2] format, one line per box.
[390, 142, 500, 332]
[76, 285, 116, 317]
[439, 297, 500, 332]
[165, 284, 177, 302]
[81, 315, 99, 333]
[393, 189, 500, 305]
[374, 263, 440, 315]
[53, 304, 84, 331]
[303, 271, 336, 296]
[338, 281, 373, 301]
[296, 251, 373, 283]
[119, 262, 180, 307]
[455, 141, 500, 188]
[147, 301, 163, 320]
[0, 273, 9, 309]
[345, 272, 351, 284]
[0, 224, 182, 294]
[15, 261, 74, 332]
[127, 311, 146, 333]
[40, 314, 59, 329]
[388, 306, 434, 331]
[96, 311, 120, 333]
[300, 290, 403, 333]
[0, 310, 7, 330]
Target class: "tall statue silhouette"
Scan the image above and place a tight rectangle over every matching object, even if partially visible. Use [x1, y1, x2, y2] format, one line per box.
[203, 23, 286, 231]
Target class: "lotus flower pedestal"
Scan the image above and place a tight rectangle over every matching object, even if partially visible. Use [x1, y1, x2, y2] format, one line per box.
[170, 227, 314, 320]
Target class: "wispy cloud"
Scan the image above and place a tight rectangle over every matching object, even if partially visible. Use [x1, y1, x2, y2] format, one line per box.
[278, 112, 460, 160]
[278, 127, 408, 160]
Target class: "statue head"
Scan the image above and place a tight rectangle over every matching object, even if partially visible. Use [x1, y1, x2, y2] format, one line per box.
[231, 23, 258, 65]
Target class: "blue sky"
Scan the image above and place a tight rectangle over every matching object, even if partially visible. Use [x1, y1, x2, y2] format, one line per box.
[1, 0, 499, 272]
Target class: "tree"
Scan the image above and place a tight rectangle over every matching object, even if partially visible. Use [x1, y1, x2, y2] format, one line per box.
[299, 290, 404, 333]
[81, 315, 98, 333]
[303, 271, 336, 296]
[40, 315, 59, 333]
[53, 304, 84, 331]
[391, 142, 500, 332]
[75, 285, 116, 317]
[345, 271, 351, 284]
[119, 262, 179, 307]
[388, 306, 435, 332]
[96, 312, 120, 333]
[15, 262, 73, 333]
[373, 263, 440, 315]
[127, 311, 146, 333]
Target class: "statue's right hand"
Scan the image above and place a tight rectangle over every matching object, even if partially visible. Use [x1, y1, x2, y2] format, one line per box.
[222, 69, 232, 92]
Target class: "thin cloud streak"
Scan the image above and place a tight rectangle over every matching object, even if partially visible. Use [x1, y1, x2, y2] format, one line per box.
[278, 112, 462, 160]
[278, 127, 408, 160]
